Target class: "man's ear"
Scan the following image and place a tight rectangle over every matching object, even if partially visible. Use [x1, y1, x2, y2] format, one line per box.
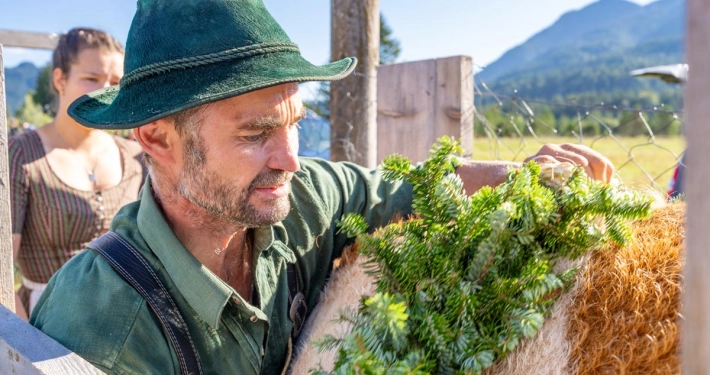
[133, 119, 179, 165]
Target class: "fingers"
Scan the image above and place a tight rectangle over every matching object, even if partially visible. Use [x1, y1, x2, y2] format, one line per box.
[559, 144, 614, 183]
[524, 144, 590, 173]
[525, 143, 614, 183]
[526, 155, 558, 165]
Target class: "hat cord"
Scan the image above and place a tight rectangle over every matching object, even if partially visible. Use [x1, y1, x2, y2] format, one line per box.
[120, 42, 300, 87]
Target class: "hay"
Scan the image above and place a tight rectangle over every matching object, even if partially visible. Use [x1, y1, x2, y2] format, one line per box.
[567, 202, 685, 375]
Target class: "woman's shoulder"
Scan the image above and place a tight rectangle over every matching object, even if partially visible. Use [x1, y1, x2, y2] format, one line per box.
[9, 129, 43, 163]
[9, 129, 40, 149]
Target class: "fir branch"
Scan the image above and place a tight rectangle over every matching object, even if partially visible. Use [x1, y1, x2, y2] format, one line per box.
[321, 136, 653, 375]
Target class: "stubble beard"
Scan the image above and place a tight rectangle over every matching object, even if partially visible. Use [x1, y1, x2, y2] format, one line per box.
[176, 133, 293, 227]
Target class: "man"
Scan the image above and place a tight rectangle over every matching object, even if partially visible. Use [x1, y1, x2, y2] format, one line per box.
[31, 0, 613, 374]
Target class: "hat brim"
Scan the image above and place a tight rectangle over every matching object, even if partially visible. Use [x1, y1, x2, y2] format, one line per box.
[68, 52, 356, 129]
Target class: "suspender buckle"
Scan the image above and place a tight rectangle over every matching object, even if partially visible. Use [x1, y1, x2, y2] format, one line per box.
[289, 292, 307, 337]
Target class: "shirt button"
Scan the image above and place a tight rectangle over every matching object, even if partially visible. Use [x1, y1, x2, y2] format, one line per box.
[96, 195, 104, 202]
[250, 315, 258, 322]
[232, 297, 240, 305]
[98, 205, 105, 211]
[98, 215, 105, 220]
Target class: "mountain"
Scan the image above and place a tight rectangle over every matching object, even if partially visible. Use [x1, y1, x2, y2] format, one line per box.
[4, 62, 41, 115]
[477, 0, 685, 107]
[479, 0, 643, 82]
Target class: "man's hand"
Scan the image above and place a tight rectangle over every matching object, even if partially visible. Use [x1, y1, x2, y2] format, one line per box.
[524, 143, 614, 183]
[455, 143, 614, 196]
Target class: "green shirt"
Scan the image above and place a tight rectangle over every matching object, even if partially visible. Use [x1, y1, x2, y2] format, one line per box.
[31, 158, 413, 375]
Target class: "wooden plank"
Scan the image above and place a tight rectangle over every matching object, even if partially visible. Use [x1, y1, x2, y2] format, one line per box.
[0, 305, 104, 374]
[330, 0, 379, 168]
[0, 30, 58, 50]
[376, 58, 436, 164]
[682, 0, 710, 373]
[435, 56, 474, 158]
[0, 46, 15, 312]
[376, 56, 474, 164]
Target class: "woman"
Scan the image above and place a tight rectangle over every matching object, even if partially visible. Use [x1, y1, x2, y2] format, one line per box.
[9, 28, 145, 320]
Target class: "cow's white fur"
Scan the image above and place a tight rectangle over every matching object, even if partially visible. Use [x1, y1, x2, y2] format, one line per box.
[483, 257, 586, 375]
[289, 255, 587, 375]
[289, 252, 376, 374]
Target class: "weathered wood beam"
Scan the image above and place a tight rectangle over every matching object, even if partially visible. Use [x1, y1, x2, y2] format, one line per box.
[0, 30, 58, 50]
[376, 56, 474, 164]
[0, 46, 15, 312]
[0, 306, 104, 374]
[682, 0, 710, 373]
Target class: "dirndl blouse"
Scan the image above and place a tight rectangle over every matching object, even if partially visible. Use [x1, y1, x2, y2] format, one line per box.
[9, 130, 145, 283]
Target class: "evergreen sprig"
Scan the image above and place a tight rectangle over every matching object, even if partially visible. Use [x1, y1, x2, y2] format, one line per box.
[320, 136, 653, 375]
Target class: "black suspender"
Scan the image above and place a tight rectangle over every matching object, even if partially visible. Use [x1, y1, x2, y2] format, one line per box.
[89, 232, 203, 375]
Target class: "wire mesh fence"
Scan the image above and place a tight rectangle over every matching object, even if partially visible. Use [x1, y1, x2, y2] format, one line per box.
[473, 78, 686, 195]
[300, 73, 686, 196]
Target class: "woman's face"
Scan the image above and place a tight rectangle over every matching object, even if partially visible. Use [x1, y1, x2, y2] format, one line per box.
[54, 48, 123, 115]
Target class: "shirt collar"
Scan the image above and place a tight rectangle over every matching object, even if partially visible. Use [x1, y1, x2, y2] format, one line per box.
[135, 177, 286, 329]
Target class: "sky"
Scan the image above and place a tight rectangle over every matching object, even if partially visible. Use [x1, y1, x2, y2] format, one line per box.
[1, 0, 658, 74]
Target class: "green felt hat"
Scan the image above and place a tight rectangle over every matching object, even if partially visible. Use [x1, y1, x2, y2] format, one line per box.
[68, 0, 356, 129]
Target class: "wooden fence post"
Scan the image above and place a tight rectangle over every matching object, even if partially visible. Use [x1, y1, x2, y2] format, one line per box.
[330, 0, 379, 168]
[682, 0, 710, 372]
[376, 56, 474, 164]
[0, 45, 15, 312]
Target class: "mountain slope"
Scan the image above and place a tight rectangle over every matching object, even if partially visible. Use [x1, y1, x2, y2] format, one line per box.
[4, 62, 40, 115]
[478, 0, 685, 86]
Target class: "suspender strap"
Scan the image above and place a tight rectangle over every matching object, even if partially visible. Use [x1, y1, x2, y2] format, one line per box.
[273, 227, 307, 338]
[287, 262, 307, 337]
[89, 231, 203, 375]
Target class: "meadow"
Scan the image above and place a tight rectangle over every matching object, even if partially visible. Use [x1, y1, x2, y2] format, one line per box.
[472, 136, 686, 193]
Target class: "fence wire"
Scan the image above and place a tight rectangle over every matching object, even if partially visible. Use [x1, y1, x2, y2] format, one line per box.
[299, 72, 377, 164]
[473, 79, 686, 194]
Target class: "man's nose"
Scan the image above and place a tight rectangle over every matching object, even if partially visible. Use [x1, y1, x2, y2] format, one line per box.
[267, 126, 300, 173]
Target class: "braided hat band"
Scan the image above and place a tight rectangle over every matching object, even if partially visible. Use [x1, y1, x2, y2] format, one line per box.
[121, 42, 300, 87]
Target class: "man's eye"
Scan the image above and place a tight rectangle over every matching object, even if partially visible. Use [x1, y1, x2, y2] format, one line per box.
[244, 133, 266, 142]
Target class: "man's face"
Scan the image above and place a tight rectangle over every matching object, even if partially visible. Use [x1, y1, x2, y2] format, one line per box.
[176, 83, 302, 227]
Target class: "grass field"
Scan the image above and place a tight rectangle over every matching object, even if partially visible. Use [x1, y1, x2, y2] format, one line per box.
[472, 136, 686, 192]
